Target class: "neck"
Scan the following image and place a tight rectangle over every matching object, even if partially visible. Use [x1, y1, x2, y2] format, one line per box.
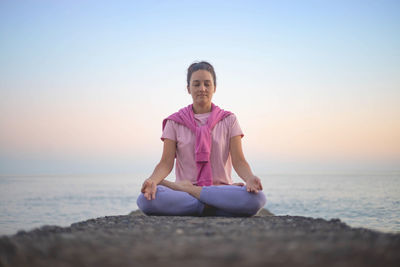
[192, 102, 212, 114]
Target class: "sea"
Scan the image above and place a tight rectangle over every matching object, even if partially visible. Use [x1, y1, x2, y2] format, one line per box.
[1, 172, 399, 236]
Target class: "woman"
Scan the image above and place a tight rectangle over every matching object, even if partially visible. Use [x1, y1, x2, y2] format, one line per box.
[137, 61, 266, 217]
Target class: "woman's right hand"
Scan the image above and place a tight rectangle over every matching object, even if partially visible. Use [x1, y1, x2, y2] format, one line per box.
[141, 178, 157, 200]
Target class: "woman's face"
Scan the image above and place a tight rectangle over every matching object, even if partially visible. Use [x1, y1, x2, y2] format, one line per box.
[187, 70, 216, 106]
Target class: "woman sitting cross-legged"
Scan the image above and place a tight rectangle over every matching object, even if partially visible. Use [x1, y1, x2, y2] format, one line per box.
[136, 61, 266, 217]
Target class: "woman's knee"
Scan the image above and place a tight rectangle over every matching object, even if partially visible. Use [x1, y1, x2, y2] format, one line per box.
[136, 185, 169, 214]
[136, 193, 155, 215]
[243, 191, 267, 216]
[137, 185, 202, 216]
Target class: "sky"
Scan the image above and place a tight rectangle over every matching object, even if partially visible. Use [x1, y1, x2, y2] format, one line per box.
[0, 0, 399, 175]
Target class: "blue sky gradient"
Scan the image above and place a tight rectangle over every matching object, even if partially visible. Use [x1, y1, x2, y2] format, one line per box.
[1, 0, 399, 175]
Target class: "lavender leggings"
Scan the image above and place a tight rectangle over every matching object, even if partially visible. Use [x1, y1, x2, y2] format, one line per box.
[136, 184, 267, 217]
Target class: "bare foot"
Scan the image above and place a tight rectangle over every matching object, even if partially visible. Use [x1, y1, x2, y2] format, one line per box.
[175, 180, 194, 191]
[160, 179, 202, 199]
[160, 180, 194, 192]
[159, 180, 180, 191]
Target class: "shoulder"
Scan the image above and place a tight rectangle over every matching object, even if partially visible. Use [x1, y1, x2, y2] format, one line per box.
[164, 119, 179, 128]
[212, 113, 239, 131]
[221, 113, 239, 125]
[165, 119, 189, 131]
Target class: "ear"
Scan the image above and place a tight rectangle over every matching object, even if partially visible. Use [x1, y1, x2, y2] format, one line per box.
[187, 86, 191, 94]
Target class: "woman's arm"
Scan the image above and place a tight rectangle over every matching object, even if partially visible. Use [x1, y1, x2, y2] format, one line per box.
[230, 135, 263, 193]
[148, 138, 176, 183]
[141, 138, 176, 200]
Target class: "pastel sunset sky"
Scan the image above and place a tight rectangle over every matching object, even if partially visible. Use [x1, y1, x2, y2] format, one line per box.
[1, 0, 399, 175]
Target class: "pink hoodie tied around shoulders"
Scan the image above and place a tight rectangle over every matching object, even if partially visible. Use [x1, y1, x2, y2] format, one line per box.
[162, 103, 232, 186]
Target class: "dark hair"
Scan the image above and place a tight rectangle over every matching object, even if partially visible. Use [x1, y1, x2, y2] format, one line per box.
[186, 61, 217, 88]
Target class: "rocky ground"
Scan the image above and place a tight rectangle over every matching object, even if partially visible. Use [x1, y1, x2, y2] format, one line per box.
[0, 209, 399, 267]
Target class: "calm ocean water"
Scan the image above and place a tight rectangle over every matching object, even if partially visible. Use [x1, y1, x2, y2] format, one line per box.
[0, 172, 399, 236]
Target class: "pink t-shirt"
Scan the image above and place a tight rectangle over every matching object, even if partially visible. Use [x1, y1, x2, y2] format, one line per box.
[161, 112, 244, 185]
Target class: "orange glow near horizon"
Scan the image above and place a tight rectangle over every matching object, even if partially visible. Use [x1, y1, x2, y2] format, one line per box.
[1, 100, 399, 163]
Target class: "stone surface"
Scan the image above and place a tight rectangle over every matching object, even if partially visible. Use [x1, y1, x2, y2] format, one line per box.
[0, 209, 399, 267]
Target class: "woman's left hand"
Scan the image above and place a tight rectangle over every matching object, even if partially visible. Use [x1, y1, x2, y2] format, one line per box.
[245, 175, 263, 194]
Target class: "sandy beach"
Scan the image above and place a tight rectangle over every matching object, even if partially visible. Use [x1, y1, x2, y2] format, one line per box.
[0, 208, 399, 267]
